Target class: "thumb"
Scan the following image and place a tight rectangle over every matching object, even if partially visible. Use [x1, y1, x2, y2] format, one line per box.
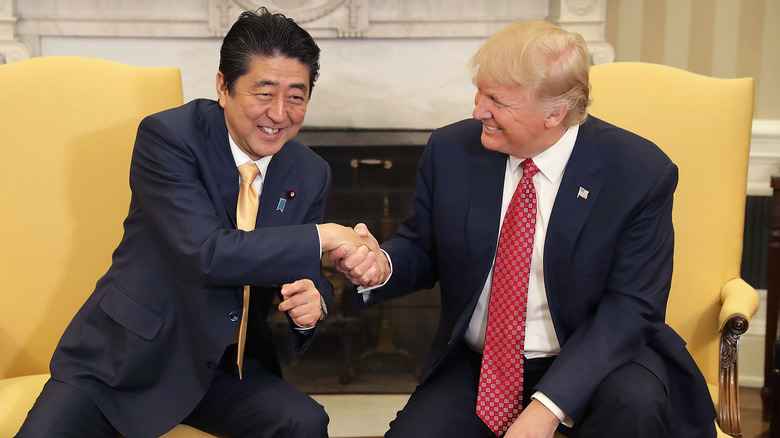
[354, 222, 369, 238]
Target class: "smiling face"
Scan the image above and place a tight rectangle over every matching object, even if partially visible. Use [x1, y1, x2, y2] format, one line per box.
[472, 76, 567, 159]
[217, 55, 309, 159]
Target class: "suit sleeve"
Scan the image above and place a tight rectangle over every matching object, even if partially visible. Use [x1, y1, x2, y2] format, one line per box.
[129, 113, 325, 289]
[361, 130, 442, 306]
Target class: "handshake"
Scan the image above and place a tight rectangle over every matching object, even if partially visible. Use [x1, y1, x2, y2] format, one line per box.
[319, 223, 390, 288]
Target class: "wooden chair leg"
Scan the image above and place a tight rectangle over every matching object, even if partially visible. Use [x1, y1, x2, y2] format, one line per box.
[719, 315, 749, 437]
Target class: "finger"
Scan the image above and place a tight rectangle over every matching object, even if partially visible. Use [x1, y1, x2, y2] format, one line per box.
[354, 222, 369, 238]
[340, 246, 373, 271]
[280, 291, 321, 326]
[279, 288, 312, 313]
[358, 263, 379, 287]
[328, 243, 351, 262]
[278, 291, 302, 312]
[280, 281, 304, 299]
[351, 253, 378, 279]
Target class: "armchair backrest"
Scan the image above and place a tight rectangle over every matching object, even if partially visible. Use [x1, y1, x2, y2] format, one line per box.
[0, 56, 183, 379]
[588, 62, 754, 386]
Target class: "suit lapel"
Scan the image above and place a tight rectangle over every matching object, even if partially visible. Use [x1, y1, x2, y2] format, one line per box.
[452, 147, 505, 337]
[466, 149, 506, 281]
[198, 103, 241, 228]
[544, 119, 603, 314]
[257, 146, 295, 228]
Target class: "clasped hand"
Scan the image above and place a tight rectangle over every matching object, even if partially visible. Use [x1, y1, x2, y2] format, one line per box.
[278, 223, 388, 327]
[319, 223, 389, 287]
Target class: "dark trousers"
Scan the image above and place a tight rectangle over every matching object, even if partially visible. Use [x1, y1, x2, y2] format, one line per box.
[16, 346, 328, 438]
[385, 344, 672, 438]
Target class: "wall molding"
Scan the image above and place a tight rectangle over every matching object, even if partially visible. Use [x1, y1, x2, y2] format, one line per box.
[0, 0, 30, 63]
[5, 0, 614, 64]
[739, 288, 767, 387]
[748, 119, 780, 196]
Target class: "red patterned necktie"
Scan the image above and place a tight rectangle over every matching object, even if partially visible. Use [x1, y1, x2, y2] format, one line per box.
[477, 158, 539, 436]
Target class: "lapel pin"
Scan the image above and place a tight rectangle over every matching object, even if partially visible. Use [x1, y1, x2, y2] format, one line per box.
[577, 187, 589, 199]
[277, 190, 295, 212]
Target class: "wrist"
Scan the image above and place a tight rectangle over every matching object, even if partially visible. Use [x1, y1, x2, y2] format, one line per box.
[318, 295, 328, 322]
[318, 223, 337, 252]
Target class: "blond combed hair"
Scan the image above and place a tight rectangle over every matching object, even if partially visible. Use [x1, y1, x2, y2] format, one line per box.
[470, 20, 591, 126]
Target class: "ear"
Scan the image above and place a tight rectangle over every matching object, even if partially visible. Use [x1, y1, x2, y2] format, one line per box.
[216, 71, 228, 108]
[544, 107, 568, 128]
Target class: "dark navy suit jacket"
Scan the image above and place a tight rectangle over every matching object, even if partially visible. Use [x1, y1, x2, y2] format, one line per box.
[49, 99, 333, 437]
[363, 117, 716, 437]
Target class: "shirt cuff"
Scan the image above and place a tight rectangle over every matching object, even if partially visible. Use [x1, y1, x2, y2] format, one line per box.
[531, 391, 573, 428]
[356, 249, 393, 302]
[315, 224, 323, 258]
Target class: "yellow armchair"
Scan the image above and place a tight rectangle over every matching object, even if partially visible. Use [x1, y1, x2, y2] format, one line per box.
[588, 62, 759, 437]
[0, 56, 213, 437]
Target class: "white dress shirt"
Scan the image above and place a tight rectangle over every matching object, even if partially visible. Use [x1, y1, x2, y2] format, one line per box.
[465, 124, 578, 426]
[229, 135, 272, 197]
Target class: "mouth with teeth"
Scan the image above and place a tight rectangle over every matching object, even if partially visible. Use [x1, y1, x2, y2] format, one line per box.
[484, 124, 501, 132]
[259, 126, 281, 135]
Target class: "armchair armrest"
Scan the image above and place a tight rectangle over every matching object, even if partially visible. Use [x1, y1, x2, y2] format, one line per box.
[717, 277, 760, 437]
[719, 277, 760, 331]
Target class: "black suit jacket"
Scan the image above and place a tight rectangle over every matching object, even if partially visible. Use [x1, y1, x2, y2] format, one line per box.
[363, 117, 716, 437]
[50, 99, 334, 437]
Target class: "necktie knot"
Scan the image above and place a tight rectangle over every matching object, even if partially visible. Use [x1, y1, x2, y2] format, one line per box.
[521, 158, 539, 179]
[238, 162, 260, 185]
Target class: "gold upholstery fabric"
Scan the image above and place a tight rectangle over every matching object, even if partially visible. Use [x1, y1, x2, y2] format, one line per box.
[0, 56, 215, 437]
[587, 62, 759, 438]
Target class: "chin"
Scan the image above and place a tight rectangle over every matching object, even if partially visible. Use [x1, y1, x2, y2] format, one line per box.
[480, 135, 500, 151]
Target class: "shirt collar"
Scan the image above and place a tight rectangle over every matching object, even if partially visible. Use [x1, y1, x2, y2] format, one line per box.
[228, 133, 272, 179]
[509, 123, 579, 184]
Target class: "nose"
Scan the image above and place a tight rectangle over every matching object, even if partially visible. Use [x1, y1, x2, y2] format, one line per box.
[472, 91, 491, 120]
[267, 95, 286, 123]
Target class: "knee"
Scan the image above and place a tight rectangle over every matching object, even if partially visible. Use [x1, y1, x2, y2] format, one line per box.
[586, 365, 671, 435]
[288, 398, 329, 436]
[613, 382, 668, 420]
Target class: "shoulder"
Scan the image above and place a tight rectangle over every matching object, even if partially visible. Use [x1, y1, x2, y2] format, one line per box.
[578, 116, 673, 173]
[429, 118, 483, 144]
[141, 99, 218, 126]
[425, 118, 499, 162]
[280, 138, 330, 172]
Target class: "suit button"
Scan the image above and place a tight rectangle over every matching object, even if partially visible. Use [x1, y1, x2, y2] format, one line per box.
[229, 311, 239, 321]
[207, 361, 217, 370]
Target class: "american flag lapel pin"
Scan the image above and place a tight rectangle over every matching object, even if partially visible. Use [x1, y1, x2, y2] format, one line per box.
[577, 187, 589, 199]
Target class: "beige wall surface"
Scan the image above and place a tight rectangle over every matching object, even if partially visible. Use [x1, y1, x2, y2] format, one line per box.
[605, 0, 780, 120]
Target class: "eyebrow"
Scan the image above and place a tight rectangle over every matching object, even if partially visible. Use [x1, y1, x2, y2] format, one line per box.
[253, 79, 308, 93]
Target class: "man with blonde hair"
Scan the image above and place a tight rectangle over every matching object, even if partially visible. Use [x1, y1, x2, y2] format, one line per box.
[335, 20, 715, 438]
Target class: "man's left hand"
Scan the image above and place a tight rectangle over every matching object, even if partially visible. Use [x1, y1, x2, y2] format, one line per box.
[278, 279, 322, 328]
[504, 399, 560, 438]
